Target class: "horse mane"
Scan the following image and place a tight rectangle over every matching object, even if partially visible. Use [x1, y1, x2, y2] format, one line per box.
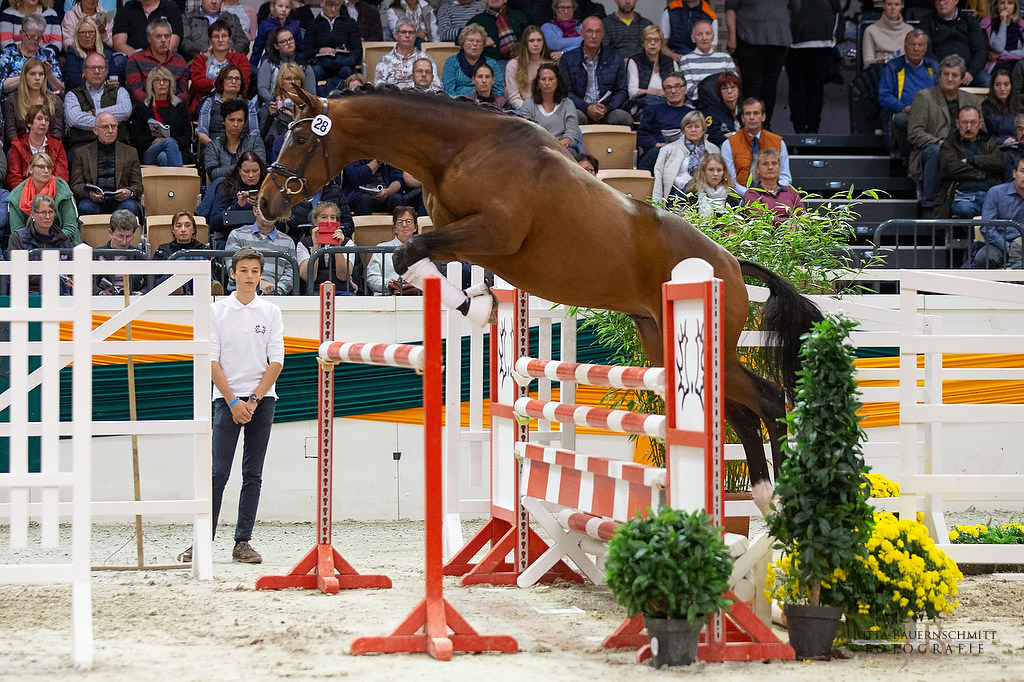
[327, 83, 521, 118]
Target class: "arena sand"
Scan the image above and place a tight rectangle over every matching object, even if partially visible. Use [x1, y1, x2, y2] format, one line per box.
[2, 519, 1024, 682]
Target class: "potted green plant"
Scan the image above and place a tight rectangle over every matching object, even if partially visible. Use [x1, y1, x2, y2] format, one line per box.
[605, 507, 735, 667]
[766, 314, 875, 658]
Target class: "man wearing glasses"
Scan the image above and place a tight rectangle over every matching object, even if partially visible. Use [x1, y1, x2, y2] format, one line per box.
[124, 17, 189, 102]
[636, 71, 693, 171]
[64, 52, 132, 149]
[69, 112, 144, 219]
[373, 21, 439, 88]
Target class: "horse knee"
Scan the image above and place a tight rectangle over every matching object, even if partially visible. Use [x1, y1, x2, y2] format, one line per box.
[392, 239, 425, 275]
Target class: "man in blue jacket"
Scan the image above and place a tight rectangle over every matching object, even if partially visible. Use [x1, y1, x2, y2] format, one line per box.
[560, 16, 632, 125]
[303, 0, 362, 96]
[878, 29, 938, 164]
[636, 72, 693, 170]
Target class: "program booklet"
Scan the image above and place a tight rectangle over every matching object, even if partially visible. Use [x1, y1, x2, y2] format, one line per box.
[84, 183, 118, 197]
[147, 118, 171, 138]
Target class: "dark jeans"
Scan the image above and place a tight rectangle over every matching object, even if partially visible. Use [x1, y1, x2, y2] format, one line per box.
[785, 46, 832, 134]
[346, 189, 404, 216]
[733, 40, 788, 129]
[211, 396, 276, 543]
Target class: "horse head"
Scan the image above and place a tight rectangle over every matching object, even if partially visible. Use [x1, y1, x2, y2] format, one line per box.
[258, 87, 334, 221]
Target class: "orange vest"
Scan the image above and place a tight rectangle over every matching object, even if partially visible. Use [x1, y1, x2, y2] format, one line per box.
[728, 129, 782, 187]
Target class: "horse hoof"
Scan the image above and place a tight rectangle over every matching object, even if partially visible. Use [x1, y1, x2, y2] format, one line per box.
[465, 290, 496, 327]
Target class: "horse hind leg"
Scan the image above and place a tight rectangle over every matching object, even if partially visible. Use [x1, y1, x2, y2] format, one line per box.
[725, 400, 776, 517]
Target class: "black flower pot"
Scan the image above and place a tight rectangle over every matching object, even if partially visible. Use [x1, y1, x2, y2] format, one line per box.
[785, 604, 843, 658]
[645, 616, 704, 667]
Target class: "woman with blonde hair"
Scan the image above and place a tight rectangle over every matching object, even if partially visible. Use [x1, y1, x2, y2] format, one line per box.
[61, 0, 112, 48]
[63, 15, 115, 90]
[261, 61, 307, 153]
[2, 56, 62, 144]
[505, 25, 551, 110]
[684, 153, 737, 216]
[7, 151, 79, 241]
[128, 66, 192, 166]
[652, 110, 719, 202]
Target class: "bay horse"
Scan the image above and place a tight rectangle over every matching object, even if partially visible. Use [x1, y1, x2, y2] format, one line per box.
[257, 86, 822, 515]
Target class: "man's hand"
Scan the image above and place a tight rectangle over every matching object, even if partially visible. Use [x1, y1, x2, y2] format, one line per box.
[962, 71, 974, 85]
[114, 188, 131, 201]
[586, 103, 607, 121]
[230, 399, 253, 424]
[319, 47, 335, 55]
[89, 189, 104, 202]
[259, 279, 275, 295]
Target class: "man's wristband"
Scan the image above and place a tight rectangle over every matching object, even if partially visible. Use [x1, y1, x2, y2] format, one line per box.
[227, 397, 240, 407]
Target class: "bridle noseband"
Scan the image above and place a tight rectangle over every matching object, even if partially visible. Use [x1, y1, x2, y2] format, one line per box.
[266, 97, 331, 201]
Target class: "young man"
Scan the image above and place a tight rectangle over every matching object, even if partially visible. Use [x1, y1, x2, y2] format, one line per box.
[179, 246, 284, 564]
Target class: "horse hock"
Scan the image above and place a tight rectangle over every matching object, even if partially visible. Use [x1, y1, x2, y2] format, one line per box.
[401, 257, 495, 327]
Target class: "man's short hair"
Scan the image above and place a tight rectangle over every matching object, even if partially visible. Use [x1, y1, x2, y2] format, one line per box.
[663, 71, 686, 87]
[220, 97, 248, 122]
[109, 209, 139, 234]
[958, 105, 981, 120]
[691, 18, 713, 32]
[413, 57, 432, 72]
[232, 246, 264, 271]
[905, 27, 927, 42]
[939, 54, 967, 74]
[741, 96, 764, 113]
[147, 17, 172, 36]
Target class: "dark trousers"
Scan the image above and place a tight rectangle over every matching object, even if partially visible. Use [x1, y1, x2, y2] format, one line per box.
[346, 190, 404, 216]
[733, 40, 788, 129]
[785, 47, 833, 134]
[211, 396, 276, 543]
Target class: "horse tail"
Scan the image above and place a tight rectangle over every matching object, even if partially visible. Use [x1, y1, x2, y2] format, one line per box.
[738, 259, 823, 399]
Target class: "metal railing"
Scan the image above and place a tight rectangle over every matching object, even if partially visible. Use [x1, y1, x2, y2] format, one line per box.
[869, 219, 1024, 270]
[170, 248, 302, 296]
[305, 244, 398, 296]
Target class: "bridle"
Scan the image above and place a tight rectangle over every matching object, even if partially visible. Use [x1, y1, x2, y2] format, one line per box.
[266, 97, 331, 201]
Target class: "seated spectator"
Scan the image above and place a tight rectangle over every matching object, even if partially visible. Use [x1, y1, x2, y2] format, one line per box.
[518, 62, 578, 147]
[659, 0, 715, 60]
[387, 0, 438, 42]
[112, 0, 183, 57]
[69, 112, 143, 219]
[63, 15, 117, 91]
[345, 72, 368, 90]
[878, 29, 937, 164]
[937, 105, 1003, 218]
[575, 150, 598, 174]
[205, 98, 267, 181]
[722, 96, 791, 188]
[7, 194, 75, 292]
[196, 64, 260, 147]
[124, 18, 189, 103]
[257, 0, 314, 28]
[299, 201, 359, 294]
[153, 210, 211, 294]
[224, 204, 296, 295]
[652, 109, 719, 202]
[862, 0, 913, 69]
[344, 158, 406, 215]
[0, 15, 63, 95]
[561, 17, 632, 125]
[303, 0, 361, 96]
[977, 155, 1024, 267]
[410, 57, 438, 90]
[1001, 113, 1024, 178]
[676, 19, 736, 108]
[366, 205, 420, 295]
[920, 0, 988, 86]
[438, 0, 484, 42]
[505, 25, 551, 109]
[181, 0, 247, 61]
[443, 23, 505, 97]
[602, 0, 652, 59]
[700, 70, 741, 147]
[128, 66, 192, 166]
[8, 103, 67, 189]
[64, 51, 131, 149]
[0, 0, 61, 58]
[62, 0, 113, 50]
[626, 25, 674, 116]
[344, 0, 383, 42]
[982, 67, 1023, 142]
[468, 0, 528, 61]
[197, 151, 266, 238]
[2, 57, 63, 145]
[542, 0, 582, 55]
[742, 148, 803, 225]
[374, 21, 440, 88]
[222, 0, 257, 41]
[188, 19, 251, 113]
[8, 151, 79, 241]
[469, 62, 509, 107]
[683, 152, 739, 215]
[637, 71, 692, 171]
[981, 0, 1024, 74]
[94, 209, 148, 295]
[250, 0, 301, 73]
[256, 26, 314, 105]
[260, 62, 308, 156]
[908, 54, 982, 211]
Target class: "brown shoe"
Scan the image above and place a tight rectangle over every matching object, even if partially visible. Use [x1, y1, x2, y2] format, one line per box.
[177, 546, 193, 562]
[211, 280, 225, 297]
[232, 541, 262, 564]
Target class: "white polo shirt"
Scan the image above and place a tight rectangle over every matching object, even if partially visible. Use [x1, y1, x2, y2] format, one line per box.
[210, 292, 285, 400]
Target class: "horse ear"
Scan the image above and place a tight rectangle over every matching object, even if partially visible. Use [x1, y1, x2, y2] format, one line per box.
[290, 88, 319, 113]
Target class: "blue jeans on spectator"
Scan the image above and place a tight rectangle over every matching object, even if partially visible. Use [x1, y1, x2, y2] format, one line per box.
[952, 189, 987, 218]
[79, 197, 143, 221]
[141, 138, 183, 166]
[920, 144, 941, 205]
[211, 396, 276, 542]
[312, 53, 356, 95]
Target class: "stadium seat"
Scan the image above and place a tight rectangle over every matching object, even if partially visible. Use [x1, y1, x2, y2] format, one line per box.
[597, 169, 655, 200]
[141, 166, 202, 218]
[146, 214, 210, 252]
[580, 124, 636, 170]
[422, 42, 458, 78]
[361, 42, 396, 79]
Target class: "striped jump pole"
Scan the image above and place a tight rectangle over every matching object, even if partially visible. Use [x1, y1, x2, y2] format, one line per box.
[513, 358, 666, 395]
[349, 275, 518, 660]
[513, 398, 667, 438]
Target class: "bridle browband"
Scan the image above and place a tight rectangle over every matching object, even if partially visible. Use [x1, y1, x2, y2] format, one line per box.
[266, 97, 330, 201]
